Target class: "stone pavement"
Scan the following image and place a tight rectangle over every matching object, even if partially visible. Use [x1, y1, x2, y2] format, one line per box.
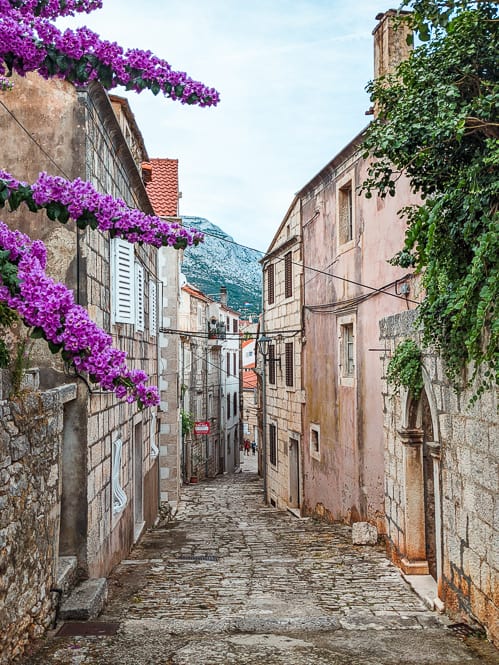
[17, 455, 499, 665]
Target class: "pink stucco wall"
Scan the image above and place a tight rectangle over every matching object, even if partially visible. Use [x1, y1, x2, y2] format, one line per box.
[301, 146, 420, 528]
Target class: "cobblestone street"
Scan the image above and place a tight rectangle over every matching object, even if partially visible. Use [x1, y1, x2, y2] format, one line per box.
[18, 456, 498, 665]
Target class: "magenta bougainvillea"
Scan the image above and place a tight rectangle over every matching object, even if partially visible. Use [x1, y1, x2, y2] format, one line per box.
[0, 170, 204, 249]
[0, 0, 217, 407]
[0, 221, 160, 407]
[0, 0, 220, 106]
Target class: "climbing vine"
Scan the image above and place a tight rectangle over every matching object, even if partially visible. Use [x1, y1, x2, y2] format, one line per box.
[362, 1, 499, 397]
[386, 339, 424, 398]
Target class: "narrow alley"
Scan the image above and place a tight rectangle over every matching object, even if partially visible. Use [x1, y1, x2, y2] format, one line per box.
[18, 460, 497, 665]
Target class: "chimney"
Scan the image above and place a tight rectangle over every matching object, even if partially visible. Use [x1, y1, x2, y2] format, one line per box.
[220, 286, 228, 306]
[373, 9, 412, 81]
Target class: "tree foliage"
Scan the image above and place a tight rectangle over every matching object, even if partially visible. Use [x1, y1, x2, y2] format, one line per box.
[362, 1, 498, 395]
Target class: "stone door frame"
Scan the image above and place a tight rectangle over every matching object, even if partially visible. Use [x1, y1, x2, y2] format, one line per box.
[398, 369, 443, 593]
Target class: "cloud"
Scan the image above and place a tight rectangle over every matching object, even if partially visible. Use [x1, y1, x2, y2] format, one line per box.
[60, 0, 380, 249]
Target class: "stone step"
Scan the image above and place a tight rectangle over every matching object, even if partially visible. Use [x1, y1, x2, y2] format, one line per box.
[58, 578, 108, 621]
[55, 556, 78, 597]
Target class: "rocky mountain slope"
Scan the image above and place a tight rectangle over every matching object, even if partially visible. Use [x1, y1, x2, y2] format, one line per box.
[181, 216, 263, 316]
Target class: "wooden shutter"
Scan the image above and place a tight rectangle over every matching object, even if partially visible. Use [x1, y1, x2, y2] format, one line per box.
[285, 342, 294, 387]
[111, 238, 135, 324]
[135, 263, 145, 332]
[284, 252, 292, 298]
[269, 345, 276, 385]
[267, 264, 275, 304]
[269, 424, 277, 466]
[149, 281, 158, 337]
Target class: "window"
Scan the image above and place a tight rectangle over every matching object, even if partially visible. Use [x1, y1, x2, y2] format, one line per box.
[227, 394, 231, 419]
[338, 181, 353, 245]
[149, 281, 158, 337]
[111, 238, 135, 324]
[226, 352, 231, 376]
[233, 319, 238, 333]
[150, 410, 159, 458]
[233, 353, 237, 375]
[285, 342, 294, 387]
[233, 392, 238, 416]
[268, 344, 276, 385]
[134, 262, 145, 332]
[338, 315, 356, 386]
[342, 324, 355, 377]
[267, 264, 275, 304]
[269, 423, 277, 466]
[284, 251, 293, 298]
[112, 438, 127, 514]
[310, 424, 320, 461]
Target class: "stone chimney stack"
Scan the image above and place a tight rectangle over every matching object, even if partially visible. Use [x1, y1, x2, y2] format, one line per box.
[373, 9, 412, 80]
[220, 286, 228, 306]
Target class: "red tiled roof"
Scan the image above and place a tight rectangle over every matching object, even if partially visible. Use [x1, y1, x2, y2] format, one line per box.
[243, 369, 258, 390]
[143, 158, 179, 217]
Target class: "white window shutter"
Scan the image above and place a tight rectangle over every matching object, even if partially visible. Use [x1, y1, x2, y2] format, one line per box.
[111, 239, 135, 324]
[150, 410, 159, 458]
[112, 438, 127, 514]
[149, 281, 158, 337]
[135, 263, 145, 332]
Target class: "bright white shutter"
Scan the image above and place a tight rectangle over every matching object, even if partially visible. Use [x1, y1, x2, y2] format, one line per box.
[135, 263, 145, 332]
[150, 410, 159, 458]
[112, 438, 127, 514]
[149, 281, 158, 337]
[111, 239, 135, 324]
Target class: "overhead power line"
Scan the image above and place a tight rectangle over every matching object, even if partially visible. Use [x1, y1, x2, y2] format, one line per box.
[2, 98, 420, 308]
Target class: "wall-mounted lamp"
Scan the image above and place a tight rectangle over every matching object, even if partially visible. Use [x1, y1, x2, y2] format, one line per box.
[257, 335, 281, 366]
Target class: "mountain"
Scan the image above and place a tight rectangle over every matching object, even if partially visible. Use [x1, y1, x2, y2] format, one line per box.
[180, 216, 263, 316]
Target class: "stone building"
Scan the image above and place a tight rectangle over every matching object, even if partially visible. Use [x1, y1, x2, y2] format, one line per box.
[178, 283, 241, 479]
[260, 196, 304, 511]
[380, 309, 498, 646]
[143, 158, 183, 509]
[0, 74, 161, 578]
[241, 321, 259, 453]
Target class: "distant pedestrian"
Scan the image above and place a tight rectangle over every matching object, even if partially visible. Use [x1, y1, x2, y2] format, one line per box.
[244, 440, 250, 456]
[251, 441, 256, 455]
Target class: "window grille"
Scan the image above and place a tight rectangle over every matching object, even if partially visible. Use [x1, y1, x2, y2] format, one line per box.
[112, 438, 127, 514]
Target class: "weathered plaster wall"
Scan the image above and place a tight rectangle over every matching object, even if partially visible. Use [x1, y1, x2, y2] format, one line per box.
[380, 309, 498, 646]
[0, 383, 76, 664]
[300, 148, 418, 528]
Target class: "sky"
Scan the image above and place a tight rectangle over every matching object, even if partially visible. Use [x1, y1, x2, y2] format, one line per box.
[62, 0, 383, 251]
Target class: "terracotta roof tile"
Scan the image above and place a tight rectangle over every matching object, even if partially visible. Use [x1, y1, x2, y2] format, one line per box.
[243, 369, 258, 389]
[143, 158, 179, 217]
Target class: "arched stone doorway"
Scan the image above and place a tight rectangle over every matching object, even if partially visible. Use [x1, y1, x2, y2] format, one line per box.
[398, 379, 443, 595]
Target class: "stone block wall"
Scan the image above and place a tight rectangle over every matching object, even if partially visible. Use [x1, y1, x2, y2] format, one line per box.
[0, 384, 74, 664]
[380, 310, 498, 646]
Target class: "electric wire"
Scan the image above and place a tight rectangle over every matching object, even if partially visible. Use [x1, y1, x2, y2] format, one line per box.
[1, 98, 420, 308]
